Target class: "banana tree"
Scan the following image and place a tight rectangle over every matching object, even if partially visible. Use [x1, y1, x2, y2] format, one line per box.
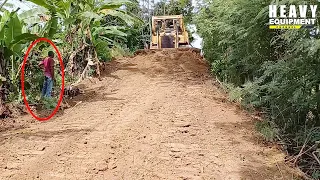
[0, 10, 40, 100]
[26, 0, 142, 79]
[74, 0, 142, 77]
[0, 11, 39, 74]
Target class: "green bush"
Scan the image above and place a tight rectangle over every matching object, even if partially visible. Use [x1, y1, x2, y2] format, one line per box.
[196, 0, 320, 178]
[43, 97, 58, 110]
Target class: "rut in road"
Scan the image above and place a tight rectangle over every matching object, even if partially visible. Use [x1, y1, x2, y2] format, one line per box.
[0, 49, 299, 179]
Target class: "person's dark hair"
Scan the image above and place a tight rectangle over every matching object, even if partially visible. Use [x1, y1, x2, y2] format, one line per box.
[48, 51, 54, 58]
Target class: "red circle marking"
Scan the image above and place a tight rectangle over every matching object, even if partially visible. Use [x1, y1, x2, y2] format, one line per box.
[21, 37, 65, 121]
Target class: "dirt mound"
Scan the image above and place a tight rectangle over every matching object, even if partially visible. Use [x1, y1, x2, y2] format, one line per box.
[0, 103, 34, 132]
[129, 49, 210, 83]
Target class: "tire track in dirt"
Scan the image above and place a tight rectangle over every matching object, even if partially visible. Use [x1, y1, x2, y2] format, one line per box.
[0, 49, 300, 179]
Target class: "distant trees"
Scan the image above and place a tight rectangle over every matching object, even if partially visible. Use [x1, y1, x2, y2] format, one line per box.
[153, 0, 193, 23]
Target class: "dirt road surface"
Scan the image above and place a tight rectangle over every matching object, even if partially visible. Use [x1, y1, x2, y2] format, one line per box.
[0, 49, 299, 179]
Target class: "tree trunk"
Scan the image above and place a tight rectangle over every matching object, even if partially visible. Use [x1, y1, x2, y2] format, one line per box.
[66, 44, 87, 77]
[86, 27, 101, 79]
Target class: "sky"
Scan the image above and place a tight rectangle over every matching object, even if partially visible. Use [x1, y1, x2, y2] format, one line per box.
[7, 0, 202, 48]
[7, 0, 34, 11]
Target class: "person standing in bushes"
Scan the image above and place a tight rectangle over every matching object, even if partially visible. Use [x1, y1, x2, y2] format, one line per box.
[38, 51, 55, 98]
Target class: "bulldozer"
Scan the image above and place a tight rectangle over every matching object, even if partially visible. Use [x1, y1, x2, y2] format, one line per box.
[150, 15, 190, 49]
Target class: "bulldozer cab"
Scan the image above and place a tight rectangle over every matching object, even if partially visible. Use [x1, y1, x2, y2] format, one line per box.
[150, 15, 190, 49]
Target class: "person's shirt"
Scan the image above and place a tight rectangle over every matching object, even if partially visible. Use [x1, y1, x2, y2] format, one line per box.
[41, 57, 54, 78]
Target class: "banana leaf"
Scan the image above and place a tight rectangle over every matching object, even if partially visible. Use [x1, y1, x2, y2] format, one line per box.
[9, 33, 39, 48]
[92, 26, 127, 37]
[0, 10, 11, 39]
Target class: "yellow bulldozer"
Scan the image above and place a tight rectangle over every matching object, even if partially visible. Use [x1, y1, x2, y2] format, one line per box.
[149, 15, 190, 49]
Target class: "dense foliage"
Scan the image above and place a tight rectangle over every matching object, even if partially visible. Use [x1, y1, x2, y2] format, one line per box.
[196, 0, 320, 178]
[0, 0, 143, 107]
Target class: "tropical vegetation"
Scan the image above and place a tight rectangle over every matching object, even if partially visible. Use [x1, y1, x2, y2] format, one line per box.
[195, 0, 320, 178]
[0, 0, 144, 106]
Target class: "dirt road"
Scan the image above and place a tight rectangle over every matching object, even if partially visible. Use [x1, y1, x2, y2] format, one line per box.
[0, 49, 298, 179]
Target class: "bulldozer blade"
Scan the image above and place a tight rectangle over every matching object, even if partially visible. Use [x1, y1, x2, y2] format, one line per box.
[134, 47, 201, 56]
